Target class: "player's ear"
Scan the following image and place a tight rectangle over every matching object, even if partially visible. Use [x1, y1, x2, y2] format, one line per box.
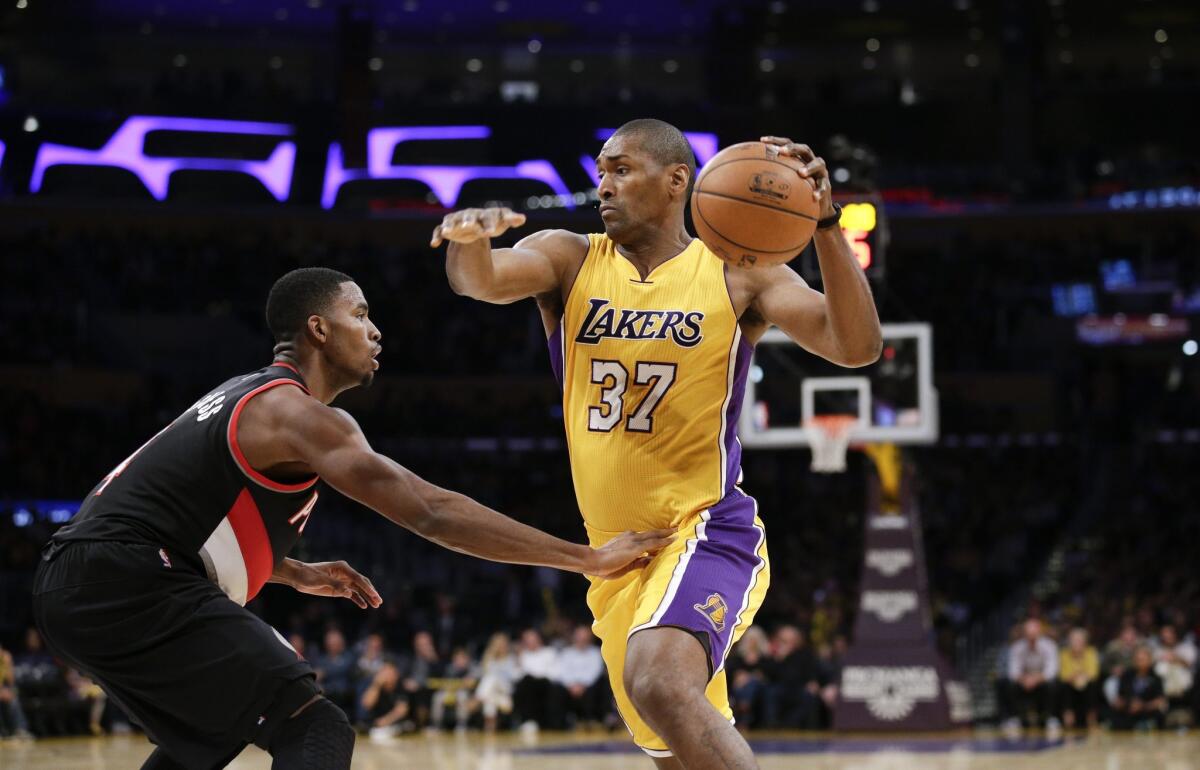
[306, 314, 328, 345]
[669, 163, 690, 198]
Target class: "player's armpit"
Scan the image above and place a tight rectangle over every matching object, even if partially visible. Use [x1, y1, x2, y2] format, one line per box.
[446, 228, 587, 305]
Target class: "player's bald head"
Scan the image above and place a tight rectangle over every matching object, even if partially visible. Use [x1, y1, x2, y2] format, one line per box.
[610, 118, 696, 196]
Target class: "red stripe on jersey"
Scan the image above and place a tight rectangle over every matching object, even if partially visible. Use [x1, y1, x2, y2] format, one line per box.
[226, 379, 319, 493]
[226, 488, 274, 603]
[271, 361, 302, 376]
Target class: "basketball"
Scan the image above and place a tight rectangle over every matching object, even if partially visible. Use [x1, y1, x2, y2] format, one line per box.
[690, 141, 821, 268]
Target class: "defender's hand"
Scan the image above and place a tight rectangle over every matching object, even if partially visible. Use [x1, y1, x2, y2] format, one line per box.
[585, 529, 675, 579]
[289, 560, 382, 609]
[431, 207, 527, 247]
[760, 136, 835, 219]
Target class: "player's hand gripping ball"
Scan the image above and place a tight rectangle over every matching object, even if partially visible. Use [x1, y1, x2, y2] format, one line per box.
[690, 138, 832, 268]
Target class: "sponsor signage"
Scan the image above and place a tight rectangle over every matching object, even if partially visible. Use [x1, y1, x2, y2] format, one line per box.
[841, 665, 941, 721]
[865, 548, 913, 577]
[861, 590, 917, 623]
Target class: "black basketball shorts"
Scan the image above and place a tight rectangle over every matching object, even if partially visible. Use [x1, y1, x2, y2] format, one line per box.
[32, 540, 318, 769]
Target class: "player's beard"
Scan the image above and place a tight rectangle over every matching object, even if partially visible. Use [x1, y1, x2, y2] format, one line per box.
[360, 370, 375, 389]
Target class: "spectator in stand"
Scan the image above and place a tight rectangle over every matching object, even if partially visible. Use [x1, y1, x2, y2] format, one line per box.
[1058, 627, 1099, 730]
[513, 628, 565, 732]
[0, 641, 33, 739]
[13, 628, 72, 736]
[471, 632, 520, 732]
[430, 647, 479, 731]
[816, 640, 842, 719]
[727, 626, 770, 731]
[312, 628, 357, 716]
[429, 594, 472, 658]
[403, 631, 442, 729]
[1150, 624, 1196, 723]
[360, 662, 410, 738]
[1002, 619, 1062, 738]
[1112, 646, 1167, 731]
[1102, 622, 1143, 711]
[764, 625, 823, 729]
[557, 625, 607, 728]
[287, 633, 308, 660]
[64, 667, 106, 736]
[353, 633, 389, 725]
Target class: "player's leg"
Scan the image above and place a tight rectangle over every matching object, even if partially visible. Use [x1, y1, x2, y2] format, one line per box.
[652, 755, 687, 770]
[625, 626, 757, 770]
[258, 690, 355, 770]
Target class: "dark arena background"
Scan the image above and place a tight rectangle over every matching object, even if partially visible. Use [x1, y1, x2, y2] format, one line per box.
[2, 1, 1199, 768]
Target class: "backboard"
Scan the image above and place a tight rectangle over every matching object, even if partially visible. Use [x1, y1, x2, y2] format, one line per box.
[739, 323, 937, 448]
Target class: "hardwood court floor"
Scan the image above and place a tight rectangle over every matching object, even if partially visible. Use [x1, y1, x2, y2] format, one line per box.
[3, 729, 1199, 769]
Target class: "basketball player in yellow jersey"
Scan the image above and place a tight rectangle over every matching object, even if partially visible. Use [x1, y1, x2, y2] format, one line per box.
[434, 119, 882, 770]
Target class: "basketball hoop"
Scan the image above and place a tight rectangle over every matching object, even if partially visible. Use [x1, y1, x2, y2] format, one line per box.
[805, 415, 859, 473]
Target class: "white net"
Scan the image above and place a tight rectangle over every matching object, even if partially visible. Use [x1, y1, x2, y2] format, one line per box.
[805, 416, 857, 473]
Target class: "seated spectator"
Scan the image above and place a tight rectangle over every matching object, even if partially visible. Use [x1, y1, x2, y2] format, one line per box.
[312, 628, 357, 716]
[1058, 627, 1099, 729]
[353, 633, 389, 726]
[727, 625, 770, 730]
[471, 632, 520, 732]
[1112, 646, 1167, 731]
[0, 641, 33, 739]
[430, 647, 479, 731]
[13, 628, 73, 736]
[1150, 624, 1196, 724]
[557, 626, 607, 728]
[402, 631, 442, 729]
[513, 628, 565, 732]
[1001, 619, 1061, 738]
[1102, 622, 1143, 711]
[816, 640, 843, 720]
[286, 633, 308, 660]
[763, 625, 822, 729]
[64, 668, 106, 736]
[360, 662, 410, 738]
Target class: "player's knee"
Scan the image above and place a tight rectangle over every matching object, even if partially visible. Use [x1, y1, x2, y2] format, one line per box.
[267, 696, 354, 770]
[625, 664, 684, 718]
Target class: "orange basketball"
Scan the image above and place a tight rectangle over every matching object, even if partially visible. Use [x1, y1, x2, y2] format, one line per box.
[690, 141, 820, 268]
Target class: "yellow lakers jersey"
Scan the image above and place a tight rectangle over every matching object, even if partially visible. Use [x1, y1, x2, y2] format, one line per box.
[549, 234, 752, 542]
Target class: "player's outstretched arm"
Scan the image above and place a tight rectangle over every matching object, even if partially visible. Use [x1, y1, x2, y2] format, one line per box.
[433, 206, 587, 304]
[744, 138, 882, 367]
[262, 390, 671, 576]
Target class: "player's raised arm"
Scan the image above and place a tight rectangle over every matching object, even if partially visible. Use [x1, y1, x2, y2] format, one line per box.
[255, 386, 671, 577]
[433, 206, 587, 304]
[744, 137, 883, 367]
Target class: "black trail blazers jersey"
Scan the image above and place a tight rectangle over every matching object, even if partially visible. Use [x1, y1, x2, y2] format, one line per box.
[51, 363, 320, 606]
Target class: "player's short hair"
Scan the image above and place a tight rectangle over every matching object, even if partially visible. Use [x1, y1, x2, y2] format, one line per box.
[611, 118, 697, 196]
[266, 267, 354, 343]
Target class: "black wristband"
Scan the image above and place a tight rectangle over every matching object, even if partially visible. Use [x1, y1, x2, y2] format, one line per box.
[816, 202, 842, 230]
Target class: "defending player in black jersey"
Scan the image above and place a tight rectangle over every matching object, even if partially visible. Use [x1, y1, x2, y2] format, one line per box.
[32, 267, 671, 770]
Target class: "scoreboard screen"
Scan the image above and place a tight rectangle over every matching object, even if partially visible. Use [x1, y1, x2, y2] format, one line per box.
[800, 194, 889, 282]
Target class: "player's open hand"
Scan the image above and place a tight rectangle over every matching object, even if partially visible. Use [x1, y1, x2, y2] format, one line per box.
[759, 136, 835, 219]
[585, 528, 675, 579]
[431, 207, 527, 247]
[290, 560, 383, 609]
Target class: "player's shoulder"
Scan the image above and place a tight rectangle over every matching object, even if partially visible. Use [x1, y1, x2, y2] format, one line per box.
[515, 228, 589, 260]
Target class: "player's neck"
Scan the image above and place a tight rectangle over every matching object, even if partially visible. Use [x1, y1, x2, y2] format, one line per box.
[614, 220, 692, 278]
[272, 347, 341, 404]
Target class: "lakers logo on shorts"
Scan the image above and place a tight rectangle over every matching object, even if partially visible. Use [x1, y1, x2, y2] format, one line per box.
[693, 593, 728, 632]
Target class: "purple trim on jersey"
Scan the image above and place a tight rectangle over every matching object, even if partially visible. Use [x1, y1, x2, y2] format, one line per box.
[547, 326, 565, 389]
[723, 337, 754, 494]
[651, 492, 764, 677]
